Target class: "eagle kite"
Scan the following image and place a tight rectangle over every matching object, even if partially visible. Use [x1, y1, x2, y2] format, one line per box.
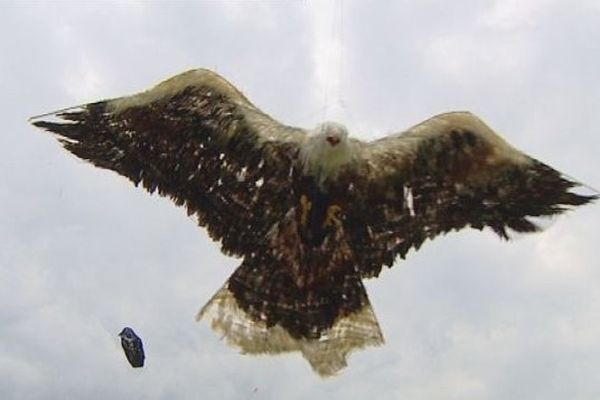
[31, 69, 596, 376]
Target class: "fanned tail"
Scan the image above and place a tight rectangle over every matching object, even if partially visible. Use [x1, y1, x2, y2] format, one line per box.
[197, 280, 383, 377]
[196, 202, 385, 376]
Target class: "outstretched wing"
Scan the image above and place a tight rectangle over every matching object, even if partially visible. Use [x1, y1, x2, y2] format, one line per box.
[31, 69, 307, 257]
[337, 111, 596, 278]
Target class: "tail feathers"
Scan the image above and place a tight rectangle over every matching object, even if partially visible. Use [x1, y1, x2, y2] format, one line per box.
[197, 283, 384, 377]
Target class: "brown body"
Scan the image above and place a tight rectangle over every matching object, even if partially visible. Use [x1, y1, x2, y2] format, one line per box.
[31, 69, 596, 376]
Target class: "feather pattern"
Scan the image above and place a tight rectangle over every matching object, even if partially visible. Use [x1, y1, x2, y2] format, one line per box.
[32, 69, 306, 257]
[337, 112, 596, 277]
[31, 69, 596, 377]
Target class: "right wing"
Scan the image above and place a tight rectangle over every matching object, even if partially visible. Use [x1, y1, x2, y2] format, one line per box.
[338, 112, 596, 278]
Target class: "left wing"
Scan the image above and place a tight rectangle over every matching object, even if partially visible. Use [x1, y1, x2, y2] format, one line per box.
[336, 111, 596, 278]
[30, 69, 307, 257]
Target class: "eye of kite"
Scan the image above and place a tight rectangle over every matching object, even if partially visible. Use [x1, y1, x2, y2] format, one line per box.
[326, 135, 340, 146]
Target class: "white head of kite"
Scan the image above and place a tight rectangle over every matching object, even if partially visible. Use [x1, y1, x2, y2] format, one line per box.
[300, 121, 356, 185]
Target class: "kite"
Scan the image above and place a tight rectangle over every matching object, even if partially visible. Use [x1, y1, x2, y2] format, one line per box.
[31, 69, 596, 376]
[118, 327, 145, 368]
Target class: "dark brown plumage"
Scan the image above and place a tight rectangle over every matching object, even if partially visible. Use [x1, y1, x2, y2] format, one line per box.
[31, 69, 596, 376]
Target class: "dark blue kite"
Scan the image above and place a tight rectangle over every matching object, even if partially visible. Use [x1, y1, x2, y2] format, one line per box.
[118, 327, 145, 368]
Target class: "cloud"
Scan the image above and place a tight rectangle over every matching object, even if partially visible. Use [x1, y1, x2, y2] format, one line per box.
[2, 1, 599, 399]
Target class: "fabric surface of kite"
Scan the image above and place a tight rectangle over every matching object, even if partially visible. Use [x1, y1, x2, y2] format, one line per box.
[31, 69, 597, 376]
[118, 327, 145, 368]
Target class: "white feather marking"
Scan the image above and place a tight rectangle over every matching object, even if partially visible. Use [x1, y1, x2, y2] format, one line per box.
[236, 167, 248, 182]
[404, 186, 415, 217]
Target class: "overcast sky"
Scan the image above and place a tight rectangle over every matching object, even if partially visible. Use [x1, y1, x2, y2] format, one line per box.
[2, 1, 600, 399]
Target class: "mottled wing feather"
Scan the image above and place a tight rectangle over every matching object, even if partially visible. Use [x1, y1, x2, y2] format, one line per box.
[31, 69, 307, 257]
[338, 111, 597, 278]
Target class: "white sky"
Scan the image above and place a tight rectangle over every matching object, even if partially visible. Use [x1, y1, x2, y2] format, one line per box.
[2, 1, 600, 399]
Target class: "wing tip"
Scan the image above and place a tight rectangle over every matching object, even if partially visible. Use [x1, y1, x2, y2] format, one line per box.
[29, 104, 88, 123]
[560, 176, 599, 208]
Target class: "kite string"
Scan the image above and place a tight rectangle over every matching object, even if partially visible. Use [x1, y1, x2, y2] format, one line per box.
[336, 0, 347, 118]
[321, 0, 334, 121]
[28, 102, 96, 121]
[322, 0, 347, 122]
[28, 96, 131, 121]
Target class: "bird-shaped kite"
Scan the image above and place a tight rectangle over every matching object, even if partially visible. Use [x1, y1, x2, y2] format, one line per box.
[118, 327, 145, 368]
[31, 69, 596, 376]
